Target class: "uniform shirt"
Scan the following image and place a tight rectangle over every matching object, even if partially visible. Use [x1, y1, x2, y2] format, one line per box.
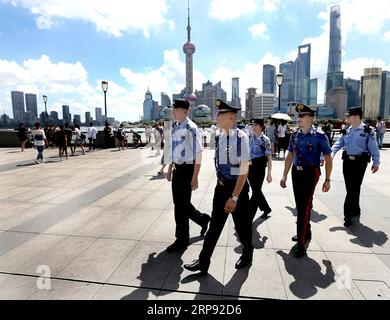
[215, 126, 250, 180]
[87, 126, 97, 139]
[249, 133, 272, 160]
[171, 117, 203, 164]
[331, 122, 380, 166]
[288, 126, 332, 167]
[32, 129, 46, 147]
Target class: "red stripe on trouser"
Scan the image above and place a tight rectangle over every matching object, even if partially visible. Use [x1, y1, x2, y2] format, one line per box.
[300, 168, 320, 245]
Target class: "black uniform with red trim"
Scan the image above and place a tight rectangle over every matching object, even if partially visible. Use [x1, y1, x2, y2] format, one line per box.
[288, 124, 332, 247]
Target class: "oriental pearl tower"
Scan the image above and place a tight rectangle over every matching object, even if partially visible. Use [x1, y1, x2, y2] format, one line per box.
[183, 0, 197, 105]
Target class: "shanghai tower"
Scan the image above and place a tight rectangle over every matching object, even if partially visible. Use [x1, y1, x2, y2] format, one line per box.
[326, 5, 342, 92]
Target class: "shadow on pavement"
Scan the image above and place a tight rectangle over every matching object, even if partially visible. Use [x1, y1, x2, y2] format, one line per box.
[181, 273, 223, 300]
[222, 268, 251, 300]
[330, 223, 388, 248]
[121, 250, 185, 300]
[277, 249, 335, 299]
[285, 206, 327, 223]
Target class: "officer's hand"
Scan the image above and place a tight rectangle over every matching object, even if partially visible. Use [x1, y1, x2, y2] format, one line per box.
[167, 170, 173, 182]
[224, 199, 237, 214]
[280, 177, 287, 188]
[267, 174, 272, 183]
[322, 181, 331, 193]
[371, 166, 379, 174]
[191, 177, 198, 191]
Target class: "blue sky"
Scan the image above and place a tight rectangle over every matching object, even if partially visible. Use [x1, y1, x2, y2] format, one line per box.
[0, 0, 389, 122]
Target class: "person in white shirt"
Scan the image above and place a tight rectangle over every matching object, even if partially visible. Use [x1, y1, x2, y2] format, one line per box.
[32, 122, 48, 164]
[145, 126, 152, 145]
[86, 122, 97, 151]
[277, 120, 290, 159]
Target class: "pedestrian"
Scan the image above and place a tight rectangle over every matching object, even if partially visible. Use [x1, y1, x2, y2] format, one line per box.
[280, 104, 333, 258]
[375, 116, 386, 150]
[152, 123, 162, 155]
[277, 120, 289, 159]
[200, 126, 208, 148]
[56, 125, 68, 160]
[184, 99, 252, 275]
[103, 122, 113, 149]
[17, 123, 29, 152]
[116, 123, 126, 150]
[32, 122, 48, 164]
[165, 99, 210, 253]
[64, 123, 73, 155]
[248, 118, 273, 221]
[332, 107, 380, 227]
[73, 124, 86, 155]
[322, 121, 332, 144]
[145, 126, 152, 145]
[87, 122, 97, 151]
[157, 120, 172, 175]
[266, 120, 277, 157]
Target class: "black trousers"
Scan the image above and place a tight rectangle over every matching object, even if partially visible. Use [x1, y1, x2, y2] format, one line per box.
[199, 181, 253, 267]
[343, 158, 368, 221]
[292, 166, 321, 246]
[172, 164, 205, 244]
[248, 157, 271, 222]
[88, 138, 96, 150]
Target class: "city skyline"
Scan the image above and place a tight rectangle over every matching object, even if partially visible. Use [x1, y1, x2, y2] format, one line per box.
[1, 0, 390, 122]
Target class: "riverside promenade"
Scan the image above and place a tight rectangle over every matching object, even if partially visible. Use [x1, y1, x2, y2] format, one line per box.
[0, 145, 389, 300]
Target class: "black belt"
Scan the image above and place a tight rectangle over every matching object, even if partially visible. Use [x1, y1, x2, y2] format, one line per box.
[174, 162, 195, 167]
[293, 165, 320, 171]
[342, 151, 370, 162]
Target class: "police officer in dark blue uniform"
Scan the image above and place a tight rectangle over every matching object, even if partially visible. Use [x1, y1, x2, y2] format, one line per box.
[248, 118, 273, 221]
[184, 100, 253, 275]
[332, 107, 380, 227]
[280, 104, 333, 258]
[166, 99, 211, 253]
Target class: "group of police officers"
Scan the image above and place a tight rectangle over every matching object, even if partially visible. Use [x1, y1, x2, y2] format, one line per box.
[163, 98, 381, 275]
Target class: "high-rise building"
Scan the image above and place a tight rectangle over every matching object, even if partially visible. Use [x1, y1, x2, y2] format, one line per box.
[293, 44, 311, 105]
[381, 71, 390, 119]
[344, 78, 361, 108]
[11, 91, 25, 123]
[143, 88, 154, 121]
[25, 93, 38, 118]
[161, 92, 171, 108]
[62, 105, 71, 123]
[73, 114, 81, 125]
[310, 79, 318, 106]
[245, 88, 258, 119]
[85, 112, 92, 125]
[326, 5, 342, 91]
[49, 111, 59, 124]
[95, 108, 103, 125]
[183, 1, 197, 103]
[252, 94, 275, 119]
[279, 61, 295, 108]
[326, 71, 344, 92]
[263, 65, 276, 94]
[195, 80, 227, 119]
[325, 87, 348, 119]
[362, 67, 383, 119]
[231, 77, 241, 109]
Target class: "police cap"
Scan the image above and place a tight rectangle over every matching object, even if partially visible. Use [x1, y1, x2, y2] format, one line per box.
[173, 99, 190, 110]
[216, 99, 240, 115]
[250, 118, 265, 127]
[345, 107, 362, 117]
[296, 103, 315, 116]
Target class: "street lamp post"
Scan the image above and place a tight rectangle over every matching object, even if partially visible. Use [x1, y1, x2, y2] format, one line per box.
[101, 81, 108, 124]
[43, 95, 48, 125]
[276, 73, 284, 113]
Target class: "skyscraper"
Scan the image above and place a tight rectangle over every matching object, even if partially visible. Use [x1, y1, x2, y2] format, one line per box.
[11, 91, 25, 123]
[294, 44, 311, 105]
[195, 80, 227, 119]
[62, 105, 71, 123]
[161, 92, 171, 108]
[344, 78, 361, 108]
[279, 61, 295, 107]
[95, 108, 103, 125]
[245, 88, 257, 119]
[73, 114, 81, 125]
[183, 0, 197, 103]
[231, 77, 241, 108]
[326, 5, 342, 91]
[85, 112, 92, 125]
[310, 79, 318, 106]
[143, 88, 154, 121]
[252, 94, 275, 119]
[381, 71, 390, 119]
[362, 67, 383, 119]
[263, 65, 276, 94]
[25, 93, 38, 118]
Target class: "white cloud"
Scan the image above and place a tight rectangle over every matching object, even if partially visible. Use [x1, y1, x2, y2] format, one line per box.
[249, 22, 269, 39]
[1, 0, 174, 37]
[343, 58, 390, 80]
[209, 0, 258, 21]
[384, 31, 390, 42]
[263, 0, 281, 12]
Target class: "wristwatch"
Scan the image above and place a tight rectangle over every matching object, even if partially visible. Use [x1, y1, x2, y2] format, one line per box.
[231, 196, 239, 202]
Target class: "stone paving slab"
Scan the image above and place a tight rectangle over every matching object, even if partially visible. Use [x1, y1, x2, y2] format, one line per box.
[0, 146, 389, 300]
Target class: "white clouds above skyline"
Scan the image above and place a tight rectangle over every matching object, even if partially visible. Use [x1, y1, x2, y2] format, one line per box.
[1, 0, 173, 37]
[249, 23, 269, 39]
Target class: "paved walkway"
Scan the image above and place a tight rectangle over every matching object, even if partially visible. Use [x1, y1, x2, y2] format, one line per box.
[0, 145, 390, 300]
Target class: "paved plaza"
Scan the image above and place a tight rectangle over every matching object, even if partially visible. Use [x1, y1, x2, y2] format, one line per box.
[0, 145, 390, 300]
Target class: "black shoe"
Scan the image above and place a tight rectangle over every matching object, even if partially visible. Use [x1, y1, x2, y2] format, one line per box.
[183, 259, 208, 275]
[166, 241, 188, 253]
[344, 219, 353, 227]
[261, 208, 272, 219]
[293, 244, 307, 259]
[235, 255, 253, 269]
[200, 214, 211, 236]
